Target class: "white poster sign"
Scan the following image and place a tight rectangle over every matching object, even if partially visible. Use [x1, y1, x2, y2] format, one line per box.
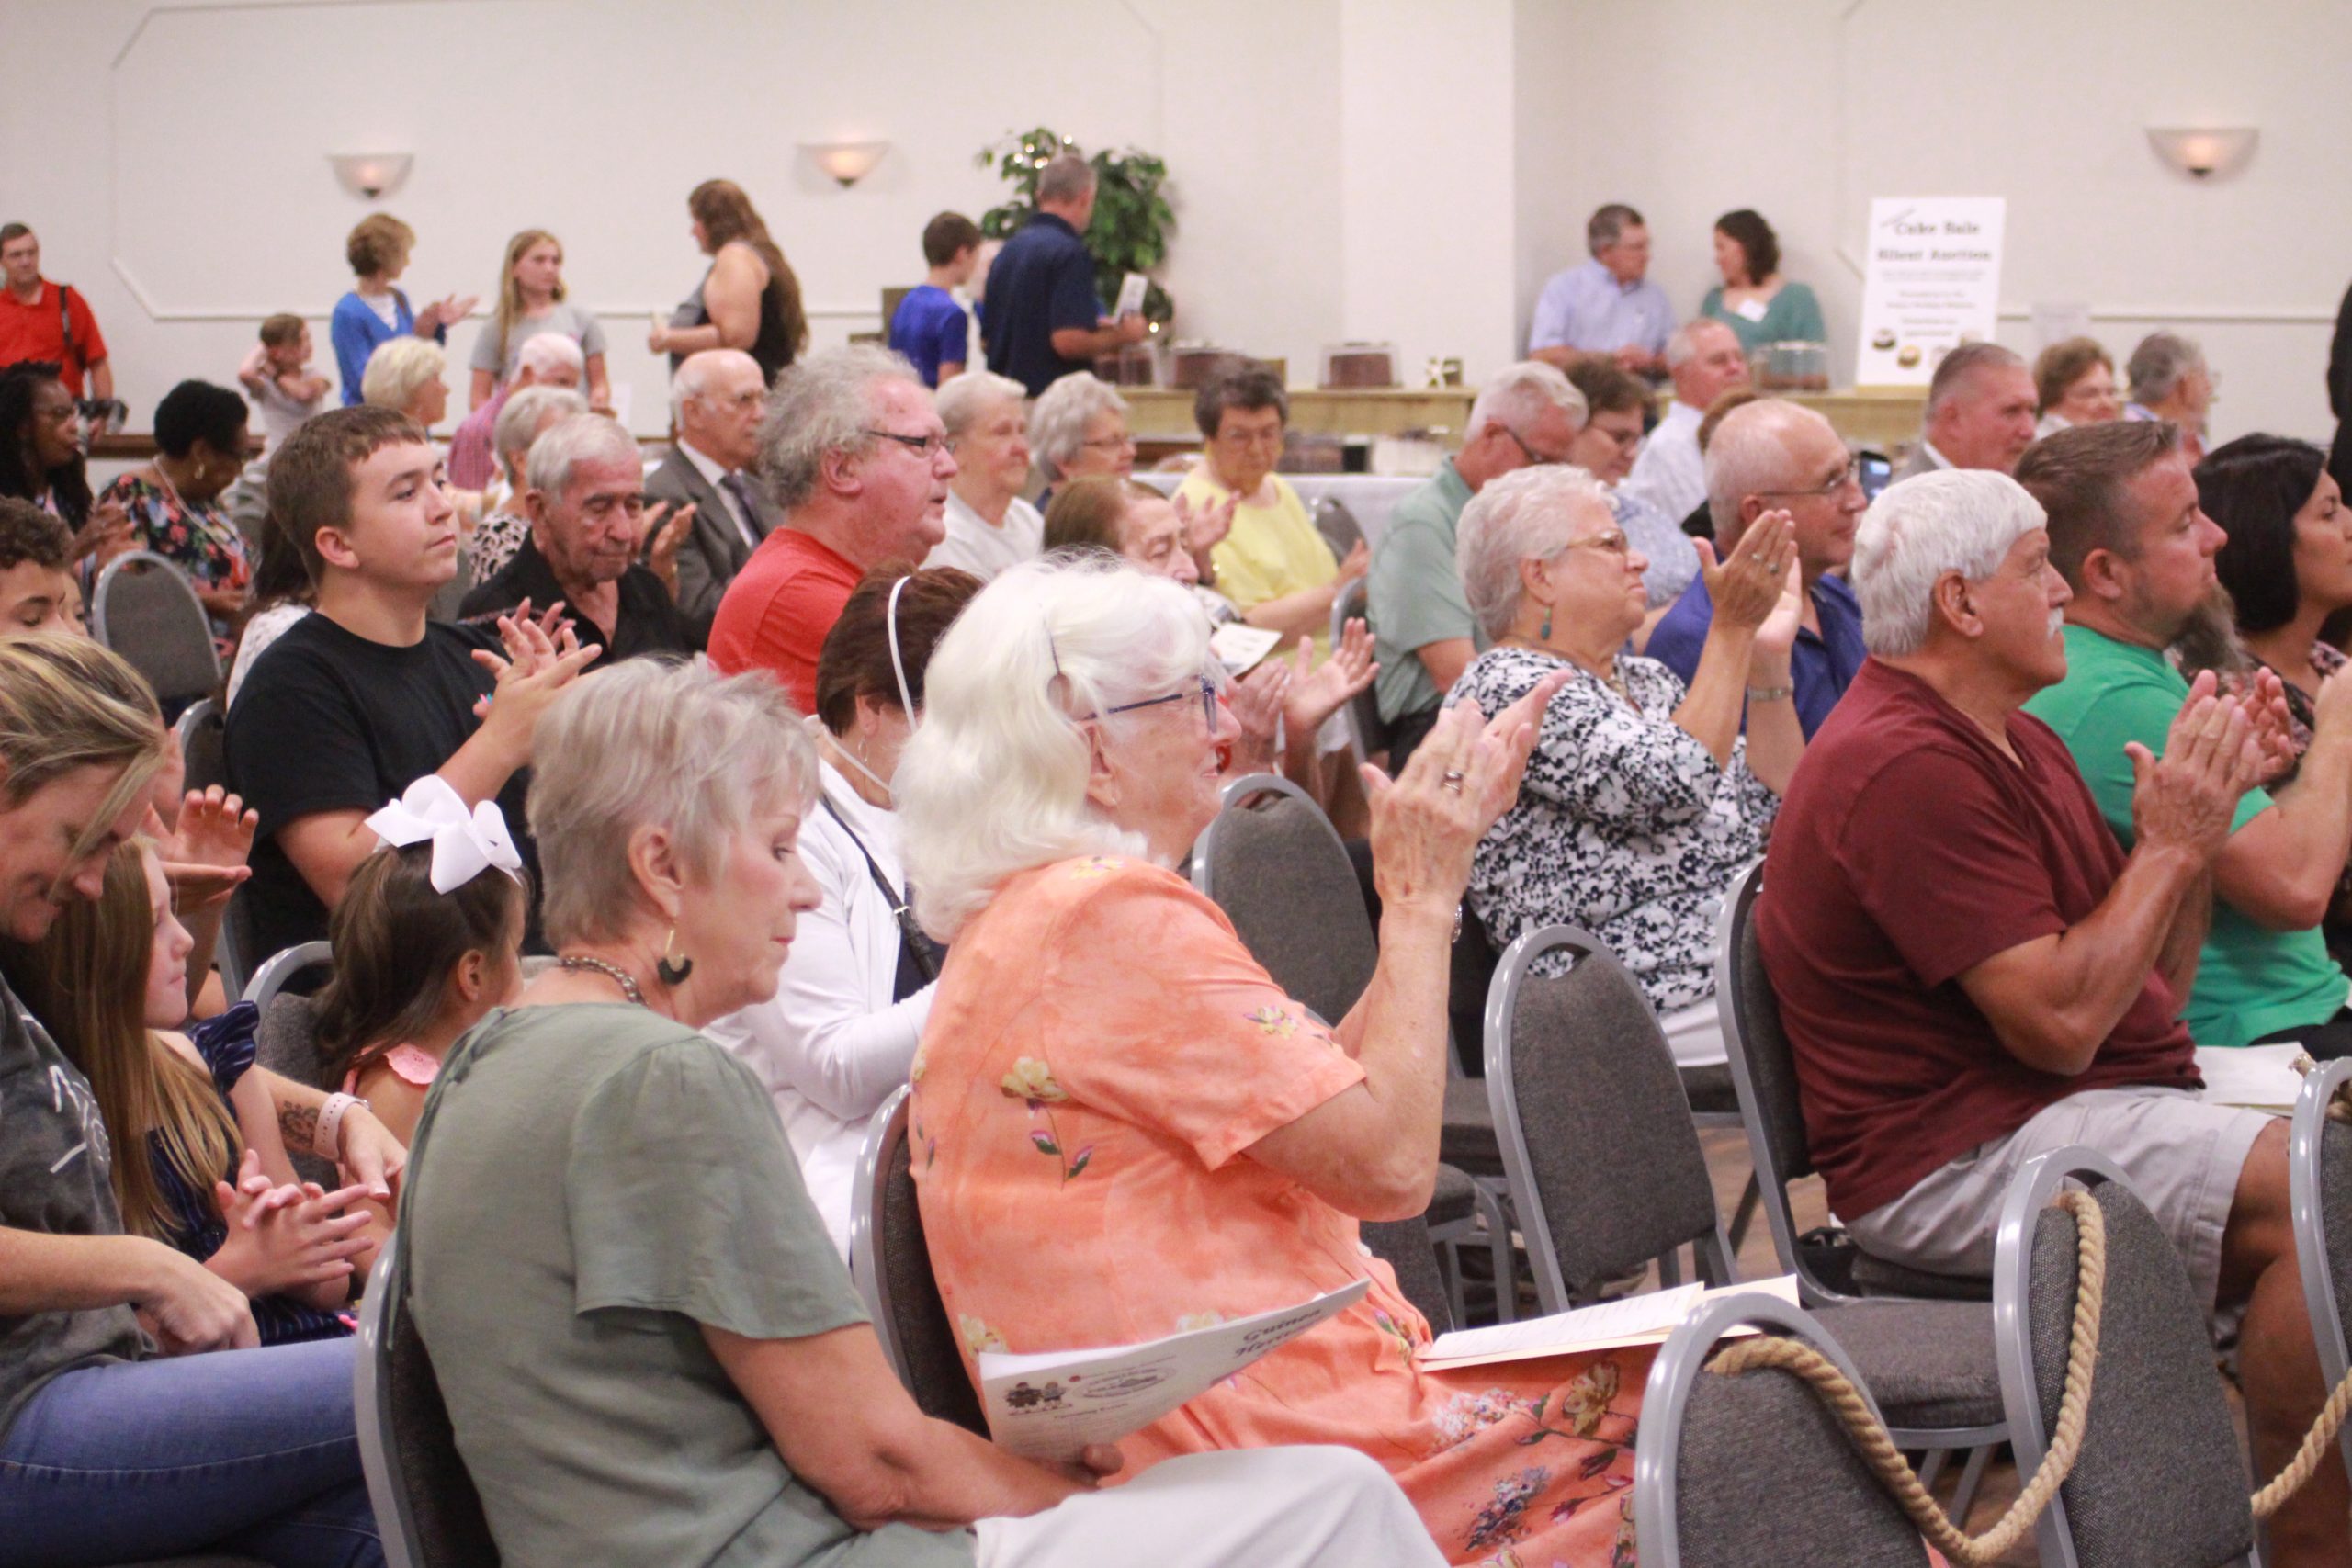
[1854, 197, 2006, 389]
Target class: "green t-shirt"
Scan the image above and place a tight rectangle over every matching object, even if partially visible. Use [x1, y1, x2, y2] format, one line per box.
[1367, 459, 1484, 723]
[405, 1003, 972, 1568]
[2023, 625, 2349, 1046]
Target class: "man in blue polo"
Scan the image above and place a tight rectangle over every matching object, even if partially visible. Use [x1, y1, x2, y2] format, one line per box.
[982, 154, 1147, 398]
[1647, 400, 1866, 736]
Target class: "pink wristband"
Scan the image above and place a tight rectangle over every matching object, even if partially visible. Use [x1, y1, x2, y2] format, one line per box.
[314, 1092, 363, 1161]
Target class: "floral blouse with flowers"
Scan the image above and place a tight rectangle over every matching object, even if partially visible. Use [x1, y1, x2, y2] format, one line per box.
[98, 472, 252, 635]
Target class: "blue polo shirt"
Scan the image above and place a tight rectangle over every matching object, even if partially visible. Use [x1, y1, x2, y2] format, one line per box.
[1645, 571, 1866, 738]
[982, 212, 1103, 397]
[888, 285, 969, 389]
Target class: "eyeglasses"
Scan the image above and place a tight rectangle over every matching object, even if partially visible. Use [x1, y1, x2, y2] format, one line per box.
[1558, 529, 1632, 559]
[1500, 426, 1569, 468]
[1755, 459, 1862, 500]
[863, 428, 950, 459]
[1102, 675, 1219, 732]
[1079, 432, 1136, 451]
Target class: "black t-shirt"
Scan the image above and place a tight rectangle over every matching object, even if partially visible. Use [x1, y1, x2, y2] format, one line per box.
[980, 212, 1104, 398]
[457, 537, 692, 663]
[226, 612, 538, 956]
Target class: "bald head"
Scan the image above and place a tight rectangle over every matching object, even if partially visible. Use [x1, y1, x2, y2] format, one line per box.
[673, 348, 767, 471]
[1667, 319, 1748, 411]
[1706, 398, 1866, 577]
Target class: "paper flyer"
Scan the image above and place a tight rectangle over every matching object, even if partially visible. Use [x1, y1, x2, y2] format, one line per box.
[2194, 1043, 2305, 1114]
[977, 1279, 1368, 1460]
[1852, 197, 2006, 389]
[1114, 271, 1148, 319]
[1419, 1275, 1801, 1371]
[1209, 622, 1284, 676]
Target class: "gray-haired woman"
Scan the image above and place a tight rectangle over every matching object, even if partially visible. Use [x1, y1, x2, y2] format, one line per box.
[1026, 370, 1133, 514]
[1450, 464, 1805, 1065]
[401, 656, 1439, 1568]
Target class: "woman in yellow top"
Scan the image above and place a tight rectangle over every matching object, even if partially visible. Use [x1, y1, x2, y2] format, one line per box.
[1174, 364, 1367, 660]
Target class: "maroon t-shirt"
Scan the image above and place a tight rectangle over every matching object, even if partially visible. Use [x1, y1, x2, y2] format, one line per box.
[1757, 659, 2199, 1218]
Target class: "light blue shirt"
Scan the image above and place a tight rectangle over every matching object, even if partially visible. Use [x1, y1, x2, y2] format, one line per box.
[1528, 259, 1676, 357]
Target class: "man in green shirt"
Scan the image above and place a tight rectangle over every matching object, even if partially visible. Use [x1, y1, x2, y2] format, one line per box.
[1367, 362, 1585, 770]
[2021, 420, 2352, 1051]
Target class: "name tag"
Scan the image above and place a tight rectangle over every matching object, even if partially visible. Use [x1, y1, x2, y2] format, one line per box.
[1733, 298, 1769, 322]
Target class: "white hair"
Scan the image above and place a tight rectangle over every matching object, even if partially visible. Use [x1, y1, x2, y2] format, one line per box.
[527, 660, 818, 947]
[492, 385, 588, 479]
[1454, 465, 1614, 641]
[934, 369, 1027, 440]
[1852, 468, 2047, 658]
[1027, 372, 1128, 481]
[1665, 318, 1736, 374]
[755, 344, 920, 511]
[896, 554, 1212, 942]
[668, 347, 762, 424]
[1703, 400, 1836, 542]
[2126, 331, 2206, 405]
[514, 332, 585, 380]
[524, 412, 639, 499]
[1467, 362, 1588, 440]
[359, 336, 444, 412]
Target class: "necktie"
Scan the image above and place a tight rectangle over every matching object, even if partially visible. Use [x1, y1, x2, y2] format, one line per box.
[720, 472, 768, 544]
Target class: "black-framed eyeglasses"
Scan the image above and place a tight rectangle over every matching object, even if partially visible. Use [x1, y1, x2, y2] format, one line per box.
[1755, 459, 1861, 500]
[1102, 675, 1219, 732]
[863, 428, 949, 459]
[1501, 425, 1568, 468]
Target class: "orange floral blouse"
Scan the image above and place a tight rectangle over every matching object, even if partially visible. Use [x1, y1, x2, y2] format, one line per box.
[911, 856, 1651, 1567]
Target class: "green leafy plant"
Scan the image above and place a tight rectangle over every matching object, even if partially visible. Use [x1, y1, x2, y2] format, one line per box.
[975, 127, 1176, 324]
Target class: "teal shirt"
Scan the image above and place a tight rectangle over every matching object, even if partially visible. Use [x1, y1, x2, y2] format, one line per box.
[1367, 459, 1484, 723]
[1699, 281, 1826, 355]
[2023, 625, 2348, 1046]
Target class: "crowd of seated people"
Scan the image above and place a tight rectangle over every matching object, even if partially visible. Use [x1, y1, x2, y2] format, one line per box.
[13, 175, 2352, 1568]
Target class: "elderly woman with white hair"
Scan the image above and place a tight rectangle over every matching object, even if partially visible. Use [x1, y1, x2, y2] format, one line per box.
[1450, 464, 1804, 1064]
[929, 370, 1043, 580]
[896, 556, 1690, 1565]
[1025, 370, 1134, 513]
[467, 382, 589, 586]
[402, 657, 1443, 1568]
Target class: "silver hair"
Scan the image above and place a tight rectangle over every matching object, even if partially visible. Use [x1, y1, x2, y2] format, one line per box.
[895, 554, 1212, 942]
[1924, 342, 2026, 415]
[2125, 331, 2206, 405]
[1454, 465, 1615, 642]
[1852, 468, 2047, 658]
[1036, 154, 1097, 206]
[934, 369, 1028, 440]
[1467, 362, 1587, 440]
[1027, 372, 1129, 481]
[668, 347, 762, 424]
[358, 336, 444, 412]
[492, 385, 588, 479]
[526, 659, 818, 948]
[1587, 202, 1643, 257]
[754, 344, 921, 512]
[1704, 400, 1837, 542]
[1665, 318, 1736, 374]
[524, 412, 639, 500]
[514, 333, 585, 379]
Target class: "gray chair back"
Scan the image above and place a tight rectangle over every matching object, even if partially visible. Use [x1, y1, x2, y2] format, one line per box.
[243, 940, 334, 1014]
[1188, 773, 1375, 1027]
[1487, 924, 1730, 1310]
[1635, 1292, 1931, 1567]
[254, 988, 336, 1185]
[355, 1235, 502, 1568]
[1329, 577, 1390, 764]
[1992, 1146, 2256, 1568]
[174, 697, 226, 790]
[1312, 494, 1363, 559]
[426, 548, 471, 623]
[2290, 1056, 2352, 1491]
[92, 549, 220, 706]
[848, 1087, 989, 1434]
[1359, 1213, 1453, 1333]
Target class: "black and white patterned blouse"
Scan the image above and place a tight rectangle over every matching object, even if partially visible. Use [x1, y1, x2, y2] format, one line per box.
[1450, 644, 1779, 1010]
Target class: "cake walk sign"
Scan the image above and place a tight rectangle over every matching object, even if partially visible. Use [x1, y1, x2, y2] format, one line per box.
[1854, 197, 2007, 389]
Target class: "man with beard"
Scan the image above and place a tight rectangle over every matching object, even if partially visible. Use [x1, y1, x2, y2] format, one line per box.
[2022, 420, 2352, 1053]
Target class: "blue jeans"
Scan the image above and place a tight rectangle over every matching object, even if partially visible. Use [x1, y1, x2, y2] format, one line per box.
[0, 1337, 382, 1568]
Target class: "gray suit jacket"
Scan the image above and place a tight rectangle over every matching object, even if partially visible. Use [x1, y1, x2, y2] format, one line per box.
[1891, 440, 1945, 484]
[646, 446, 778, 649]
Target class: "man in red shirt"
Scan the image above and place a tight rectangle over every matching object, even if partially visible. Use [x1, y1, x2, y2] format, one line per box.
[0, 226, 112, 402]
[1758, 467, 2347, 1566]
[708, 345, 955, 713]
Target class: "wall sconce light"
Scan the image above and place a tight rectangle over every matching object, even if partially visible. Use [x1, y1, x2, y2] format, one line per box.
[327, 152, 413, 201]
[800, 141, 889, 188]
[2146, 127, 2257, 181]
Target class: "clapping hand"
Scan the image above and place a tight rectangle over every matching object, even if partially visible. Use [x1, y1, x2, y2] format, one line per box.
[1227, 657, 1293, 750]
[151, 785, 257, 912]
[2129, 669, 2264, 863]
[209, 1150, 373, 1306]
[645, 502, 697, 595]
[73, 497, 132, 563]
[470, 604, 600, 748]
[1283, 618, 1379, 739]
[2228, 666, 2301, 784]
[1174, 491, 1236, 557]
[1697, 510, 1795, 636]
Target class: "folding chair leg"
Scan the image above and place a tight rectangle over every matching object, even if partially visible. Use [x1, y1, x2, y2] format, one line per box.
[1727, 1172, 1761, 1256]
[1947, 1443, 1994, 1525]
[1436, 1235, 1470, 1331]
[1473, 1181, 1516, 1325]
[1914, 1448, 1950, 1497]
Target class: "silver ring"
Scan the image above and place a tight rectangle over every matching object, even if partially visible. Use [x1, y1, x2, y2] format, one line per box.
[1440, 770, 1466, 793]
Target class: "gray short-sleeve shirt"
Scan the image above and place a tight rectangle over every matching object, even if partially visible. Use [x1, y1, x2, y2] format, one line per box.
[468, 301, 607, 382]
[406, 1003, 971, 1568]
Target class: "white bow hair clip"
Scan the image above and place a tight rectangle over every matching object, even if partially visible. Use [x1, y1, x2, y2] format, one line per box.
[364, 776, 524, 894]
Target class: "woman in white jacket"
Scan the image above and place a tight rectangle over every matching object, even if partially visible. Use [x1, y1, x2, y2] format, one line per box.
[706, 565, 981, 1253]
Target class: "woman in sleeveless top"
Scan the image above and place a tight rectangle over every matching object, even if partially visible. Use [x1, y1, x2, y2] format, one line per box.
[650, 178, 808, 386]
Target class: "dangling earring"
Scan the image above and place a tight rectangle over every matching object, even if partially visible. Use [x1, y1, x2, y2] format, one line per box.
[656, 926, 695, 987]
[1538, 604, 1553, 641]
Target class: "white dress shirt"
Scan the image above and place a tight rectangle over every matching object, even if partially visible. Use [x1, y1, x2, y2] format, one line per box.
[1618, 399, 1706, 523]
[926, 491, 1044, 581]
[703, 759, 934, 1256]
[679, 436, 760, 549]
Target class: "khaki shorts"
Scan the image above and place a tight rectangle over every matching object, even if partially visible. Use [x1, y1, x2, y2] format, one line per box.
[1844, 1087, 2274, 1314]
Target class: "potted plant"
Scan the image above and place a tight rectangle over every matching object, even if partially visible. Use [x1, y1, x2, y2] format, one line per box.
[975, 127, 1176, 328]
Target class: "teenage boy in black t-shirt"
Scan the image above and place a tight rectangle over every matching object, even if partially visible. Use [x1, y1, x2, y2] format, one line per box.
[228, 406, 596, 955]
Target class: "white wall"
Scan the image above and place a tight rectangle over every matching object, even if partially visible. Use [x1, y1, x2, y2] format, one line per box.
[1510, 0, 2351, 445]
[5, 0, 2345, 446]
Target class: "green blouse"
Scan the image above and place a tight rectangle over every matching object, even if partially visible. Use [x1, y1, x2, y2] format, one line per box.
[1699, 280, 1826, 354]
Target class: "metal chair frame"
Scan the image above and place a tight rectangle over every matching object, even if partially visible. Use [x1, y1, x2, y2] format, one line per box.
[2290, 1057, 2352, 1491]
[241, 941, 334, 1013]
[849, 1085, 920, 1387]
[353, 1236, 428, 1568]
[91, 548, 221, 699]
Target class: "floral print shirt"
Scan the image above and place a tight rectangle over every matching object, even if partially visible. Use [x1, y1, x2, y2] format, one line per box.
[101, 472, 251, 607]
[1451, 645, 1779, 1012]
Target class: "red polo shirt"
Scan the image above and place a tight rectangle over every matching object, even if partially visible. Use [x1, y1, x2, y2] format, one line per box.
[707, 528, 862, 716]
[0, 282, 107, 395]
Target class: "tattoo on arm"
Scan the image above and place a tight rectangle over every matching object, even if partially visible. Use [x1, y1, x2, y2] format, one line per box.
[278, 1100, 319, 1156]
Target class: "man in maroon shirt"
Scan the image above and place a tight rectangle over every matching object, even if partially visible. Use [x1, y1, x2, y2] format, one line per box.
[708, 345, 955, 714]
[1759, 468, 2347, 1567]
